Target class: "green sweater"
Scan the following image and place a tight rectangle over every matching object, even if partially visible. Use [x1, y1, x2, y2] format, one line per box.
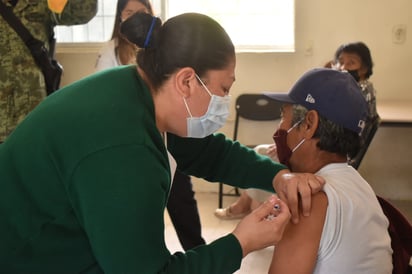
[0, 65, 286, 273]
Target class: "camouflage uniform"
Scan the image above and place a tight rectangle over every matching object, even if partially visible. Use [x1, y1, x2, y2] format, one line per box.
[0, 0, 97, 142]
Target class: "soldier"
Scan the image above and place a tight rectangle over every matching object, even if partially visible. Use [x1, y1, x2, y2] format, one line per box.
[0, 0, 98, 143]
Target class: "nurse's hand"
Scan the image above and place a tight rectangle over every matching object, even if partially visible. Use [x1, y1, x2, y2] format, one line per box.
[273, 170, 325, 224]
[232, 196, 290, 257]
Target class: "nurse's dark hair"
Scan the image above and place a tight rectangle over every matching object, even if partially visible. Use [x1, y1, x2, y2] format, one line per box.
[120, 12, 235, 90]
[334, 41, 374, 79]
[292, 105, 361, 159]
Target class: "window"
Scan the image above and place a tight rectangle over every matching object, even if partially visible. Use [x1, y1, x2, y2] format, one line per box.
[56, 0, 113, 42]
[56, 0, 294, 52]
[166, 0, 294, 52]
[55, 0, 161, 43]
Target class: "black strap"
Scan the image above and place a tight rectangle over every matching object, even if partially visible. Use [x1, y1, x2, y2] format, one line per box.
[0, 1, 48, 61]
[8, 0, 18, 7]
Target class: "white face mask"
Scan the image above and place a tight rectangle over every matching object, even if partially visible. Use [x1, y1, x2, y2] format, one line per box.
[183, 74, 231, 138]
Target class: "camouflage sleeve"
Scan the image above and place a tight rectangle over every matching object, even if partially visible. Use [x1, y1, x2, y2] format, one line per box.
[52, 0, 98, 26]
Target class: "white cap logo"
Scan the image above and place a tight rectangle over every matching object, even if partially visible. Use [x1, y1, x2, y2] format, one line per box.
[358, 120, 366, 135]
[305, 94, 315, 104]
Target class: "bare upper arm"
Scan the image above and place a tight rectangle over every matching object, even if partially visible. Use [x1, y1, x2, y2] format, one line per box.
[268, 191, 328, 274]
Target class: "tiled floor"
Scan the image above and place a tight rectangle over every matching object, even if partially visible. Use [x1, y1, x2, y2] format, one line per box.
[165, 192, 412, 274]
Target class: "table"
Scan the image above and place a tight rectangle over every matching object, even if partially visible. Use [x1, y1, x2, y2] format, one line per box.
[377, 100, 412, 127]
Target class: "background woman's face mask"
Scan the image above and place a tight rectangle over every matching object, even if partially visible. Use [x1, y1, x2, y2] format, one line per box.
[346, 69, 361, 82]
[183, 74, 231, 138]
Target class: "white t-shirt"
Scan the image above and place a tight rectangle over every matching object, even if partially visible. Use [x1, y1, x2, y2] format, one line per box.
[314, 163, 393, 274]
[95, 39, 120, 72]
[164, 134, 177, 188]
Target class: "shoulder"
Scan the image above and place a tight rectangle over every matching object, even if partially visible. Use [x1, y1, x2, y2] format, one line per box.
[279, 191, 327, 245]
[268, 191, 327, 273]
[95, 40, 120, 71]
[290, 191, 328, 234]
[97, 39, 117, 57]
[359, 80, 376, 93]
[105, 39, 118, 50]
[54, 0, 98, 25]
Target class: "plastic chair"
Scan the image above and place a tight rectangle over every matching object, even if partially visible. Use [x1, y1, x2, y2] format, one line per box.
[377, 196, 412, 274]
[218, 93, 283, 208]
[349, 115, 381, 169]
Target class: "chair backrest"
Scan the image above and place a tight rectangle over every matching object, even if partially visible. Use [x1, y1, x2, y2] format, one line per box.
[233, 93, 283, 141]
[350, 115, 381, 169]
[377, 196, 412, 274]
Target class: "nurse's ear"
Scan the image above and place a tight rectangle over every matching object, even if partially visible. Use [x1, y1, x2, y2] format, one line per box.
[174, 67, 197, 98]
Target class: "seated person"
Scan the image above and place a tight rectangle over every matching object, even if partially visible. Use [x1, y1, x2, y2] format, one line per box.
[266, 68, 392, 273]
[215, 41, 379, 220]
[331, 41, 379, 122]
[330, 42, 380, 167]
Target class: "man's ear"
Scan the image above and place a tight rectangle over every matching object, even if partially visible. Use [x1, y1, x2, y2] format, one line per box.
[303, 110, 319, 139]
[174, 67, 196, 98]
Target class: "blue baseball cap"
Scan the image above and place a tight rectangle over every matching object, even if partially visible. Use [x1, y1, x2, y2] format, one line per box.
[264, 68, 368, 134]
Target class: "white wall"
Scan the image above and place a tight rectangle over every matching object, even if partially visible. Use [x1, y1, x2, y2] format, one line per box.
[58, 0, 412, 101]
[56, 0, 412, 200]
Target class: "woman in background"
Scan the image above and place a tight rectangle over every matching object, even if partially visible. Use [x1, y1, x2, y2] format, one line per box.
[331, 41, 379, 167]
[332, 41, 378, 121]
[95, 0, 153, 70]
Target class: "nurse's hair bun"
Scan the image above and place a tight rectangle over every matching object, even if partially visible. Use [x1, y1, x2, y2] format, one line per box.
[120, 12, 162, 49]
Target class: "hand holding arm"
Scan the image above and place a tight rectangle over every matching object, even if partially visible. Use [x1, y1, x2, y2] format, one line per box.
[232, 196, 290, 257]
[273, 170, 325, 224]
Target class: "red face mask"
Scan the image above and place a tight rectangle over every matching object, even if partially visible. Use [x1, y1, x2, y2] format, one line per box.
[272, 121, 305, 169]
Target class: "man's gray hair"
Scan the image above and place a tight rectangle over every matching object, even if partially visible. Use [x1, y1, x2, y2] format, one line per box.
[292, 104, 308, 124]
[291, 104, 361, 158]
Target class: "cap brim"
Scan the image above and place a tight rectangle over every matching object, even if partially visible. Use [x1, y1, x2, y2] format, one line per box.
[263, 92, 296, 104]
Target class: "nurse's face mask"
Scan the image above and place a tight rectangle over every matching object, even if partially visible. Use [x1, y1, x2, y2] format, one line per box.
[183, 74, 231, 138]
